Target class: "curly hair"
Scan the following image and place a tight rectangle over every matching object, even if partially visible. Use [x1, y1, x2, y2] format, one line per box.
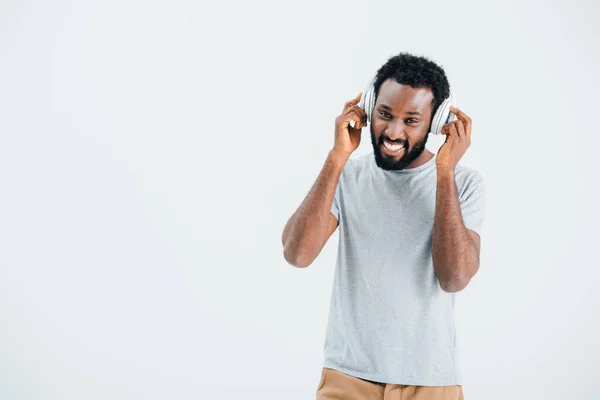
[372, 52, 451, 125]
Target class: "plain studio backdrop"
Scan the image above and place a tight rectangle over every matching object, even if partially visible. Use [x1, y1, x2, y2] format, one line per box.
[1, 0, 599, 399]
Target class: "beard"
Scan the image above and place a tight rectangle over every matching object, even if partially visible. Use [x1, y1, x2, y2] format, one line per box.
[370, 123, 429, 171]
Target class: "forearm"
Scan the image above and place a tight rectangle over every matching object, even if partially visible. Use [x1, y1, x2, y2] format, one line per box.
[282, 149, 349, 267]
[432, 167, 479, 292]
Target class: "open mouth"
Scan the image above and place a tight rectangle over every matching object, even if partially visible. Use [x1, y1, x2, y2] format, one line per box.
[381, 141, 405, 156]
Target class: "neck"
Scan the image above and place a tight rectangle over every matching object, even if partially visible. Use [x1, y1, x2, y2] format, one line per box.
[404, 149, 435, 169]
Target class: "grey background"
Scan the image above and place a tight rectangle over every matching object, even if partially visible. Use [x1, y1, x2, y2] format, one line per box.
[1, 0, 599, 399]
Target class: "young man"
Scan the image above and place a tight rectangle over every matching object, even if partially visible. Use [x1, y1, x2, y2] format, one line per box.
[281, 52, 485, 400]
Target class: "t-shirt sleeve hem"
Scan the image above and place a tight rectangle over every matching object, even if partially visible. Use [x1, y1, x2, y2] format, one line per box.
[331, 204, 339, 221]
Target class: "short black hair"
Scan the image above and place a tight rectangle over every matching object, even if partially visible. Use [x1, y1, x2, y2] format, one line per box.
[372, 52, 451, 125]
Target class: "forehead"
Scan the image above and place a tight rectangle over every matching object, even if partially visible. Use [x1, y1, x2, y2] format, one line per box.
[376, 79, 434, 113]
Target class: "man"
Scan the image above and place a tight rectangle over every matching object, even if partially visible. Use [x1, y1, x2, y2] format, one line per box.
[281, 52, 485, 400]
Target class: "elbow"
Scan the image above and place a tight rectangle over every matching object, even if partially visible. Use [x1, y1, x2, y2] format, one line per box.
[436, 256, 479, 293]
[281, 223, 311, 268]
[283, 246, 313, 268]
[439, 273, 471, 293]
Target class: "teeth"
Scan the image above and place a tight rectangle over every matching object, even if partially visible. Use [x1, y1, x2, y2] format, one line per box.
[383, 141, 404, 151]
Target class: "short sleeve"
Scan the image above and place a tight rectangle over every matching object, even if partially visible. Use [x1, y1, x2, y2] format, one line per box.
[459, 171, 486, 236]
[330, 160, 349, 221]
[330, 178, 341, 221]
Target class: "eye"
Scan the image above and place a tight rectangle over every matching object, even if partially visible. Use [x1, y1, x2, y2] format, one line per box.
[378, 112, 418, 123]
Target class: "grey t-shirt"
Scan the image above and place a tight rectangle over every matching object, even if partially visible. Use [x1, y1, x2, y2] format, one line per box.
[323, 151, 486, 386]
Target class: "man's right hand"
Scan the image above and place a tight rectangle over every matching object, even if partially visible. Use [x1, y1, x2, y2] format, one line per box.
[333, 92, 368, 156]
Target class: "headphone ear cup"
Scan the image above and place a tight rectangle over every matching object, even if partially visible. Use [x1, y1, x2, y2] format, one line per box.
[430, 98, 448, 135]
[430, 92, 456, 135]
[366, 85, 375, 123]
[358, 75, 377, 123]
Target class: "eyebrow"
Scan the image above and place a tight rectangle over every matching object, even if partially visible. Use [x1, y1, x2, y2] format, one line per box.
[379, 104, 423, 117]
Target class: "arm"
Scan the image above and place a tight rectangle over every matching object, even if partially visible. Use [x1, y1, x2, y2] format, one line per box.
[432, 167, 481, 292]
[281, 149, 348, 268]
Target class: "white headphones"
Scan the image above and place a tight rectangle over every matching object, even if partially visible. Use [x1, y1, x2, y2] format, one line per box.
[357, 74, 457, 135]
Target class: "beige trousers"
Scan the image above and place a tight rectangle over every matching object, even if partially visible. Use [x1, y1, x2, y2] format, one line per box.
[316, 368, 464, 400]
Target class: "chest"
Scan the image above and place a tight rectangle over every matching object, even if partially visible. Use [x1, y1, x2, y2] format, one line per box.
[339, 174, 438, 244]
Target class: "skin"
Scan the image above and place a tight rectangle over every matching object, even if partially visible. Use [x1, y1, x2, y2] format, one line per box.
[433, 105, 481, 292]
[369, 79, 436, 170]
[282, 84, 481, 290]
[367, 79, 481, 292]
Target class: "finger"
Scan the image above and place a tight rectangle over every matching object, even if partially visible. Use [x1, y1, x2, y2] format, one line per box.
[450, 106, 471, 132]
[343, 92, 362, 112]
[448, 122, 458, 138]
[454, 120, 465, 138]
[348, 104, 367, 124]
[345, 110, 364, 130]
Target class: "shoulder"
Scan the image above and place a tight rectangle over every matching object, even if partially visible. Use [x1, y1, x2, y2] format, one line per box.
[349, 152, 373, 173]
[454, 164, 484, 184]
[336, 153, 371, 192]
[341, 152, 370, 177]
[454, 164, 485, 199]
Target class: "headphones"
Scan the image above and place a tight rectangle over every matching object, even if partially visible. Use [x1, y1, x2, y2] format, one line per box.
[357, 74, 457, 135]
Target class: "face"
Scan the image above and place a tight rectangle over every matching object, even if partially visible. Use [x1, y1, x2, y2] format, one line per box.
[369, 79, 434, 171]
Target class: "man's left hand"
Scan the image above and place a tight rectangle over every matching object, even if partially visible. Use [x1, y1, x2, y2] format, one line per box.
[436, 106, 472, 171]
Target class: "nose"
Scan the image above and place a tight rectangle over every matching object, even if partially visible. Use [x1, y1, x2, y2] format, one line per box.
[384, 120, 407, 142]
